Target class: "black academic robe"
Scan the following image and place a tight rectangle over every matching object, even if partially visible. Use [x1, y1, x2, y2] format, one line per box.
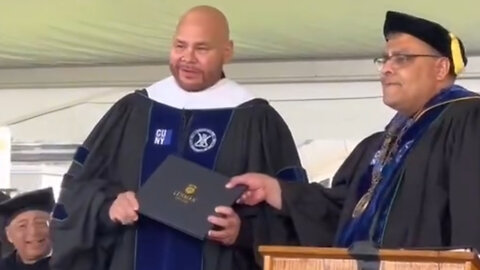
[0, 252, 50, 270]
[50, 90, 306, 270]
[0, 242, 13, 259]
[0, 192, 13, 258]
[277, 98, 480, 250]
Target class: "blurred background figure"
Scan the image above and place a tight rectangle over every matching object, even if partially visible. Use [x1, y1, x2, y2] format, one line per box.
[0, 188, 54, 270]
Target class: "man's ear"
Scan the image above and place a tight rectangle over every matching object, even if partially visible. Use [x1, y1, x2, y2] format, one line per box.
[5, 226, 13, 244]
[223, 40, 234, 64]
[436, 58, 451, 80]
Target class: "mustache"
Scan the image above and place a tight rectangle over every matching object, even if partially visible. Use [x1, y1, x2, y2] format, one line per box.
[177, 63, 200, 71]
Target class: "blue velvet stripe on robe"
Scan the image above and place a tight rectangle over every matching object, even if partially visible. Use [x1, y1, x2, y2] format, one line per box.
[336, 85, 480, 247]
[136, 102, 234, 270]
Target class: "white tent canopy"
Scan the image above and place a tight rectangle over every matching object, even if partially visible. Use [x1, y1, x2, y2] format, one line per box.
[0, 0, 479, 68]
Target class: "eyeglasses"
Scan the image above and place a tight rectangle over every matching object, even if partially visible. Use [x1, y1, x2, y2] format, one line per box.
[373, 54, 443, 71]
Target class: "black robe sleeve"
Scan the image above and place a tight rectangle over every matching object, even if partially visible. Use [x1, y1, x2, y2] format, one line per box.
[208, 101, 308, 270]
[260, 105, 307, 181]
[275, 132, 383, 247]
[50, 93, 146, 270]
[215, 100, 307, 181]
[446, 103, 480, 249]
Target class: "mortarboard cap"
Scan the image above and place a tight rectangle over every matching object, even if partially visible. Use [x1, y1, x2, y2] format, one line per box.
[0, 188, 55, 227]
[383, 11, 467, 75]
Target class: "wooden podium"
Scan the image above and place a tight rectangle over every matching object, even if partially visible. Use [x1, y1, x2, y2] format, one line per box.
[260, 246, 480, 270]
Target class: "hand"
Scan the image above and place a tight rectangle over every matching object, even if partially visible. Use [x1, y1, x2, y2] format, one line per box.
[226, 173, 282, 210]
[109, 191, 139, 225]
[207, 206, 240, 246]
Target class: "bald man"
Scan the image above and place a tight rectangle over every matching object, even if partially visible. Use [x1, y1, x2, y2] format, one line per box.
[50, 5, 306, 270]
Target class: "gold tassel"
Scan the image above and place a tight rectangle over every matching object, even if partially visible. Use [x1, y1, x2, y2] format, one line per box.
[449, 33, 465, 75]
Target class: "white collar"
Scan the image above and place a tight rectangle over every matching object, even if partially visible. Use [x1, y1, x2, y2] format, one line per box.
[146, 76, 255, 109]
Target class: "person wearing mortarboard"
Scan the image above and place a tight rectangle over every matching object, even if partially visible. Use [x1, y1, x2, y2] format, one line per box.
[0, 188, 54, 270]
[228, 10, 480, 251]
